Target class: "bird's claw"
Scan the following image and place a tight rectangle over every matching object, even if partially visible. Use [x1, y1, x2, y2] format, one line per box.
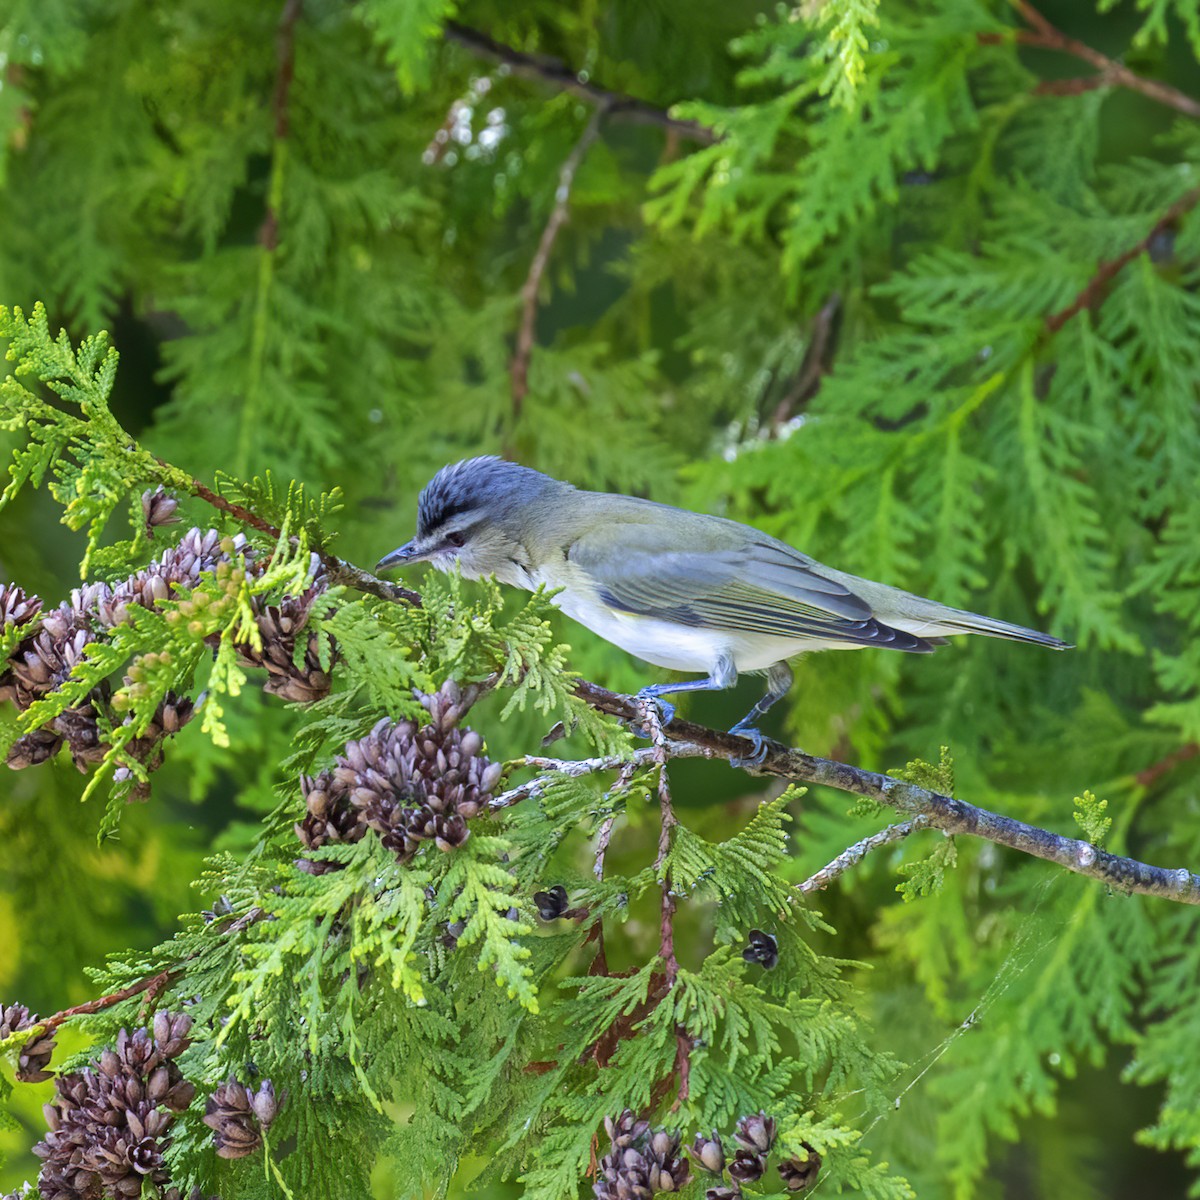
[728, 722, 782, 770]
[630, 692, 675, 739]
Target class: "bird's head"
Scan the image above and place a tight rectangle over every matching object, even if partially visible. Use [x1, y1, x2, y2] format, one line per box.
[376, 457, 568, 581]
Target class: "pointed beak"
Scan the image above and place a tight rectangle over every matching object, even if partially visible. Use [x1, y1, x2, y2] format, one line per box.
[376, 540, 425, 572]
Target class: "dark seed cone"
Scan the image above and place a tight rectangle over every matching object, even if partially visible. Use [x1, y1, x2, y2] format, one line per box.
[203, 1078, 279, 1160]
[688, 1132, 725, 1175]
[0, 584, 42, 630]
[595, 1112, 689, 1200]
[2, 528, 269, 796]
[235, 588, 331, 704]
[533, 884, 569, 921]
[741, 929, 778, 970]
[733, 1111, 777, 1155]
[778, 1147, 821, 1191]
[2, 606, 94, 711]
[32, 1013, 194, 1200]
[141, 487, 181, 534]
[728, 1150, 766, 1184]
[705, 1188, 739, 1200]
[0, 1003, 56, 1083]
[6, 727, 65, 771]
[295, 680, 500, 869]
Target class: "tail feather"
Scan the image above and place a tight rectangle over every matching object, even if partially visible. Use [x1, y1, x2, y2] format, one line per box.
[920, 610, 1072, 650]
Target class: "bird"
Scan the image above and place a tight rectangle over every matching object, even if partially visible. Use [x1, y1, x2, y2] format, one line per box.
[377, 457, 1070, 762]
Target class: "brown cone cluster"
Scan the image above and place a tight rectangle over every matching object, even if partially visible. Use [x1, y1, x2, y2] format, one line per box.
[233, 588, 330, 704]
[682, 1111, 816, 1199]
[202, 1078, 279, 1159]
[295, 680, 502, 872]
[0, 1002, 56, 1083]
[32, 1012, 196, 1200]
[1, 502, 334, 792]
[594, 1110, 691, 1200]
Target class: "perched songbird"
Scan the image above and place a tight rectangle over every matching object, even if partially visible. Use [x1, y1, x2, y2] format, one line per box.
[378, 458, 1069, 760]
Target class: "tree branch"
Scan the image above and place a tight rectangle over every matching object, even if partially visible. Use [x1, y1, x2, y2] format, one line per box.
[769, 293, 841, 433]
[34, 907, 268, 1035]
[1043, 184, 1200, 334]
[1136, 742, 1200, 790]
[569, 680, 1200, 905]
[798, 817, 930, 893]
[510, 104, 609, 418]
[442, 22, 717, 145]
[153, 460, 422, 607]
[35, 969, 178, 1036]
[1010, 1, 1200, 121]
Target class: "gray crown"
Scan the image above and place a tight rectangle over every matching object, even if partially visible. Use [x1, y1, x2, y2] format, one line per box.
[417, 457, 564, 534]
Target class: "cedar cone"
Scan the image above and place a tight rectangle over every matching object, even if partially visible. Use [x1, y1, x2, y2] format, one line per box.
[33, 1014, 194, 1200]
[0, 1002, 56, 1083]
[202, 1078, 279, 1159]
[295, 680, 501, 871]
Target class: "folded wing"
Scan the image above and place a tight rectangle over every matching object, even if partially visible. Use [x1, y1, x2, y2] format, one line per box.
[568, 527, 941, 653]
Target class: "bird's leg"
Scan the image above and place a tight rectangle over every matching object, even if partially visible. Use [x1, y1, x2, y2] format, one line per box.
[633, 656, 737, 734]
[729, 661, 794, 768]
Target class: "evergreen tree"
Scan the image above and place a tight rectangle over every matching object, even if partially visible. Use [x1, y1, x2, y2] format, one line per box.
[1, 2, 1199, 1198]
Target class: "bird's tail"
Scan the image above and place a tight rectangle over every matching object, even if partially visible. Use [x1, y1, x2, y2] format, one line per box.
[909, 607, 1072, 650]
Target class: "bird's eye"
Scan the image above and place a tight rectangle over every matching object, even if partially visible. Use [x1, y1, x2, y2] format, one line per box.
[445, 530, 466, 549]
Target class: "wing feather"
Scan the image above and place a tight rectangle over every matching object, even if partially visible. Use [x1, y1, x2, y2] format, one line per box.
[568, 528, 939, 653]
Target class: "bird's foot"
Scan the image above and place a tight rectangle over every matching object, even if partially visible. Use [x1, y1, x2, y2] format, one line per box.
[727, 721, 785, 770]
[631, 691, 675, 740]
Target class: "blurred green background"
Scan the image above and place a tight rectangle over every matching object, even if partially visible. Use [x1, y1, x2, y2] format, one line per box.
[3, 0, 1200, 1196]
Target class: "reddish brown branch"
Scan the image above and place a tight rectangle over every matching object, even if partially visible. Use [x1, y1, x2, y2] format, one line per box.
[510, 105, 609, 417]
[443, 22, 717, 145]
[1044, 185, 1200, 333]
[655, 764, 678, 988]
[1005, 1, 1200, 121]
[1136, 742, 1200, 790]
[159, 461, 422, 606]
[259, 0, 304, 252]
[33, 908, 268, 1036]
[36, 970, 178, 1036]
[770, 293, 841, 432]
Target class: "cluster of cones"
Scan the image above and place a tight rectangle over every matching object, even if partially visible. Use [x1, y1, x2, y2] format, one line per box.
[0, 490, 331, 796]
[295, 680, 502, 871]
[595, 1110, 820, 1200]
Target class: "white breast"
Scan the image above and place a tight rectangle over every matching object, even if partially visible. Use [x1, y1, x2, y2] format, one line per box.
[541, 583, 853, 675]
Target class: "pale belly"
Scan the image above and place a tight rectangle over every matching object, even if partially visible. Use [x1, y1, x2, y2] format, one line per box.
[549, 589, 854, 675]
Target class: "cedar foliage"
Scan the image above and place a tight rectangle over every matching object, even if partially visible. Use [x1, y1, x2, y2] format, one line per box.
[0, 1, 1198, 1198]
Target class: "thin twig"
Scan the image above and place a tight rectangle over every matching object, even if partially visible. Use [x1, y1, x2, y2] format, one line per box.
[1009, 0, 1200, 121]
[443, 22, 717, 144]
[1043, 185, 1200, 333]
[35, 970, 178, 1036]
[798, 817, 930, 893]
[569, 679, 1200, 905]
[235, 0, 303, 479]
[510, 104, 609, 416]
[770, 293, 841, 432]
[157, 461, 422, 607]
[34, 907, 268, 1035]
[655, 763, 678, 987]
[259, 0, 304, 252]
[1136, 742, 1200, 790]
